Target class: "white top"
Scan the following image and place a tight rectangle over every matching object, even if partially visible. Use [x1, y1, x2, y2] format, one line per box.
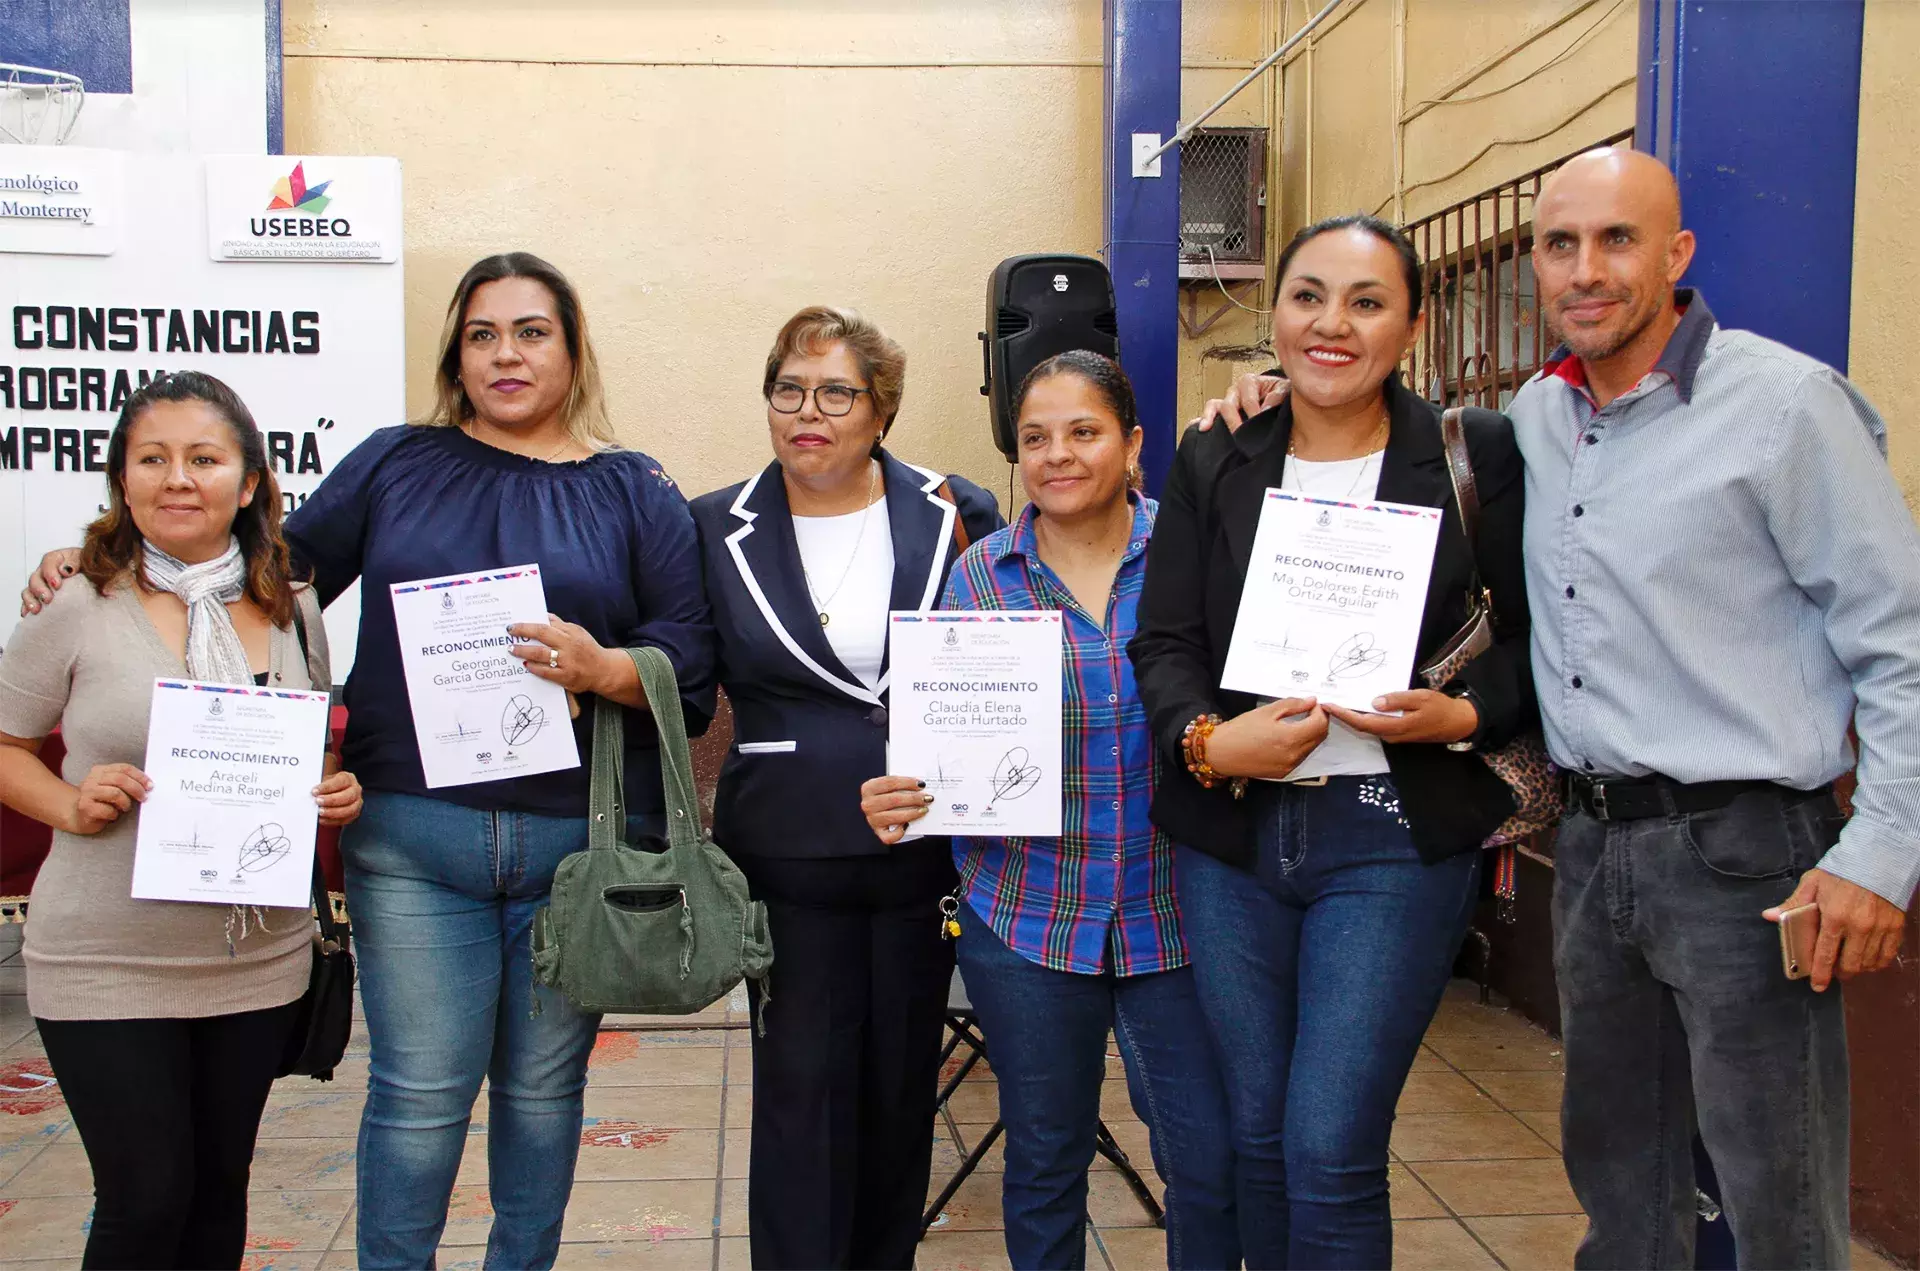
[793, 497, 895, 690]
[1275, 452, 1391, 780]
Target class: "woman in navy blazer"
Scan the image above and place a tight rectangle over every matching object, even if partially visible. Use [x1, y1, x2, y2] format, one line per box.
[690, 306, 1001, 1271]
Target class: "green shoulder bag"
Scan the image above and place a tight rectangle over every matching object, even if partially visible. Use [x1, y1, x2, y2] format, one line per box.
[531, 647, 773, 1019]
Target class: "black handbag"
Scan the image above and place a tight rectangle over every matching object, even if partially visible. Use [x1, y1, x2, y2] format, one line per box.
[277, 589, 355, 1081]
[277, 857, 355, 1081]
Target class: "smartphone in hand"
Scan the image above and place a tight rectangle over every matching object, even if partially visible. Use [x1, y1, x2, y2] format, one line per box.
[1776, 902, 1820, 981]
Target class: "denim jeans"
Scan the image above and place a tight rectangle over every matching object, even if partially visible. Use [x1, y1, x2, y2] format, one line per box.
[954, 901, 1239, 1270]
[343, 791, 661, 1271]
[1553, 788, 1850, 1270]
[1175, 775, 1481, 1270]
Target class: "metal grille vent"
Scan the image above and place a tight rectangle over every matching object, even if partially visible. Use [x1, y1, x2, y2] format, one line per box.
[1180, 127, 1268, 264]
[996, 309, 1031, 338]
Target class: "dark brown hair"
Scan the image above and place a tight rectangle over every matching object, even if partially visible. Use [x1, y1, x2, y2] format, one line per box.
[77, 371, 295, 626]
[1013, 350, 1145, 490]
[424, 252, 615, 448]
[1275, 213, 1425, 319]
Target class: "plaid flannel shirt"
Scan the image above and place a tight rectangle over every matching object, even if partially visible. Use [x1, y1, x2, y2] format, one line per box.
[942, 494, 1185, 975]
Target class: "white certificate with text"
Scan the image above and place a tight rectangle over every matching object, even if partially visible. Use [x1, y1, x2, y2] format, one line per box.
[131, 679, 332, 908]
[390, 565, 580, 788]
[888, 612, 1063, 838]
[1221, 491, 1443, 711]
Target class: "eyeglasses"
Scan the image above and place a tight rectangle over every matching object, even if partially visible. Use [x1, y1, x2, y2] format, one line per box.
[766, 381, 872, 417]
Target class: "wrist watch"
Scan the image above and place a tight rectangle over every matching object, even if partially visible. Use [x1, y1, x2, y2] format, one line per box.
[1445, 685, 1488, 753]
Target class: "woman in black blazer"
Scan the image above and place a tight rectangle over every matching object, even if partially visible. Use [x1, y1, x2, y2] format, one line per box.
[689, 306, 1002, 1271]
[1128, 216, 1536, 1269]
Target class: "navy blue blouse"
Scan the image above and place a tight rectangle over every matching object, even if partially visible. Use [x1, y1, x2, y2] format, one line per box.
[286, 425, 717, 818]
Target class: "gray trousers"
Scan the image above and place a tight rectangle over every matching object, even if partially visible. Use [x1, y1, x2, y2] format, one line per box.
[1552, 787, 1851, 1270]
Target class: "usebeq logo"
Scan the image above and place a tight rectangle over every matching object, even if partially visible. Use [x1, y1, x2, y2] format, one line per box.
[267, 161, 332, 214]
[251, 161, 351, 239]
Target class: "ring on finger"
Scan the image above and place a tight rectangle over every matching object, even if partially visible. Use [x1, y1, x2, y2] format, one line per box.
[548, 649, 560, 670]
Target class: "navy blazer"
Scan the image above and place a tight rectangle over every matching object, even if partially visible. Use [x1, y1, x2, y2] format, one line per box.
[691, 450, 1004, 860]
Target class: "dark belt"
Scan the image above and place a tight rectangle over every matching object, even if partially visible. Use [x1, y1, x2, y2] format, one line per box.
[1565, 773, 1825, 823]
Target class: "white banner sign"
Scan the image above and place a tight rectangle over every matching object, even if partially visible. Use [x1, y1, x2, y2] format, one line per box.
[0, 147, 125, 257]
[0, 148, 404, 672]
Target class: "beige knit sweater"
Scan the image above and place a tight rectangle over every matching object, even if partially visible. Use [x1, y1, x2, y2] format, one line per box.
[0, 578, 328, 1020]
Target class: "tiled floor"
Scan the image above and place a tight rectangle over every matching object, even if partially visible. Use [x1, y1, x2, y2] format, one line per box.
[0, 923, 1901, 1270]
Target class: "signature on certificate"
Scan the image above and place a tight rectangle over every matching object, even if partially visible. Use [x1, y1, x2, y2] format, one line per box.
[236, 822, 293, 873]
[501, 694, 548, 746]
[1328, 632, 1388, 680]
[989, 747, 1043, 808]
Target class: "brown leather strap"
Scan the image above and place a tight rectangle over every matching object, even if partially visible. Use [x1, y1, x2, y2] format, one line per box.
[935, 479, 973, 556]
[1440, 408, 1480, 544]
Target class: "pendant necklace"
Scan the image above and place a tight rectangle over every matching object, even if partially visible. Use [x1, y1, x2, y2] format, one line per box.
[1285, 414, 1389, 499]
[801, 460, 879, 627]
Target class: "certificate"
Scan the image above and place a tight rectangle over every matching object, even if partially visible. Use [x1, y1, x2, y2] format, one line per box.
[888, 611, 1063, 837]
[131, 679, 332, 907]
[1221, 490, 1443, 711]
[390, 565, 580, 788]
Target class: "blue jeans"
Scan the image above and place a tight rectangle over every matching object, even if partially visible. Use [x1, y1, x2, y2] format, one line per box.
[1175, 775, 1481, 1270]
[343, 791, 660, 1271]
[955, 900, 1239, 1271]
[1553, 790, 1850, 1269]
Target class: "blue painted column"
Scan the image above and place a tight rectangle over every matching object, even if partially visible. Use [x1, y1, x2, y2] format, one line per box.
[1636, 0, 1864, 371]
[1104, 0, 1181, 494]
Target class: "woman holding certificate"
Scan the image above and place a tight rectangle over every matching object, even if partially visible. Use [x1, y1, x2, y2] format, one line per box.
[0, 371, 361, 1270]
[860, 351, 1238, 1270]
[23, 253, 716, 1270]
[1129, 215, 1536, 1269]
[689, 305, 1001, 1270]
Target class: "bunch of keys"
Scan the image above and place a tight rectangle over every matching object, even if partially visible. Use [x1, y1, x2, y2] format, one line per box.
[939, 894, 962, 941]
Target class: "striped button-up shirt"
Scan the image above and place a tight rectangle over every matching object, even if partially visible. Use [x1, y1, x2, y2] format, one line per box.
[943, 494, 1184, 975]
[1512, 291, 1920, 907]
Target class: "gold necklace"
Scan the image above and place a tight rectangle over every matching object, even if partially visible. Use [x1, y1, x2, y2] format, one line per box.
[1286, 412, 1390, 461]
[467, 421, 574, 463]
[799, 460, 880, 627]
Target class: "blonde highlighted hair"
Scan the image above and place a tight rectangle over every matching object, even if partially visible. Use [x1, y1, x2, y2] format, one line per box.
[421, 252, 617, 450]
[763, 305, 907, 438]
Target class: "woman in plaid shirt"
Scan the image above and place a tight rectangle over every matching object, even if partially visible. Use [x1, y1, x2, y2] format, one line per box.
[862, 352, 1237, 1270]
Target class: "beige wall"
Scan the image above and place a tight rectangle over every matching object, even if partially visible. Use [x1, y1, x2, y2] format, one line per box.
[1850, 0, 1919, 510]
[1269, 0, 1637, 230]
[284, 0, 1287, 503]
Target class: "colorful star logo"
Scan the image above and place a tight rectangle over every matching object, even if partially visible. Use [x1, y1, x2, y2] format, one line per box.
[266, 161, 333, 214]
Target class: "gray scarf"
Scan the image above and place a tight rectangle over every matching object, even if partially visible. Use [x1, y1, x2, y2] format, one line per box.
[141, 537, 252, 684]
[141, 536, 272, 946]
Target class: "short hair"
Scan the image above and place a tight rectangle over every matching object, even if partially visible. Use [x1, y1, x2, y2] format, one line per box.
[423, 252, 617, 450]
[1013, 349, 1140, 434]
[762, 305, 907, 435]
[77, 370, 296, 626]
[1274, 213, 1425, 320]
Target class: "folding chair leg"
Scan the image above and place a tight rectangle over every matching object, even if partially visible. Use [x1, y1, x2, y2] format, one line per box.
[922, 1121, 1005, 1236]
[1093, 1120, 1166, 1228]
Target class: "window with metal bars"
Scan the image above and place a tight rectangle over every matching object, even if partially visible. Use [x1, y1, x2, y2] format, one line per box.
[1406, 130, 1633, 410]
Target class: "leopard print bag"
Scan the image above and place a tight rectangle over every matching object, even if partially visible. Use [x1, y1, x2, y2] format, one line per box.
[1418, 410, 1564, 912]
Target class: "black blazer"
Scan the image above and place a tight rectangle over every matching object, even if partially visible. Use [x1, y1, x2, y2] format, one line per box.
[690, 449, 1004, 860]
[1127, 376, 1536, 868]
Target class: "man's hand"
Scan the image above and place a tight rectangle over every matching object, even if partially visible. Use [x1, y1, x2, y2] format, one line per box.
[21, 548, 80, 617]
[1191, 374, 1289, 434]
[1764, 869, 1909, 992]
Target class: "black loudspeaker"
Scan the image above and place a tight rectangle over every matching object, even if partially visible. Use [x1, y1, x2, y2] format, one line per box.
[980, 254, 1120, 461]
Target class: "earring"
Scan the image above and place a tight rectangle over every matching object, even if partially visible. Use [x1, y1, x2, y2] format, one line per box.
[1126, 461, 1144, 489]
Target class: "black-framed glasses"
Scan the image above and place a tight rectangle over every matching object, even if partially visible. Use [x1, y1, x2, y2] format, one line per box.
[766, 381, 872, 417]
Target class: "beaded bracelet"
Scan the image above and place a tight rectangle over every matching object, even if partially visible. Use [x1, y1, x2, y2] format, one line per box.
[1182, 713, 1224, 788]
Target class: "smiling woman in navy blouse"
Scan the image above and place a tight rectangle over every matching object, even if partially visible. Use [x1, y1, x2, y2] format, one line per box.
[247, 254, 712, 1270]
